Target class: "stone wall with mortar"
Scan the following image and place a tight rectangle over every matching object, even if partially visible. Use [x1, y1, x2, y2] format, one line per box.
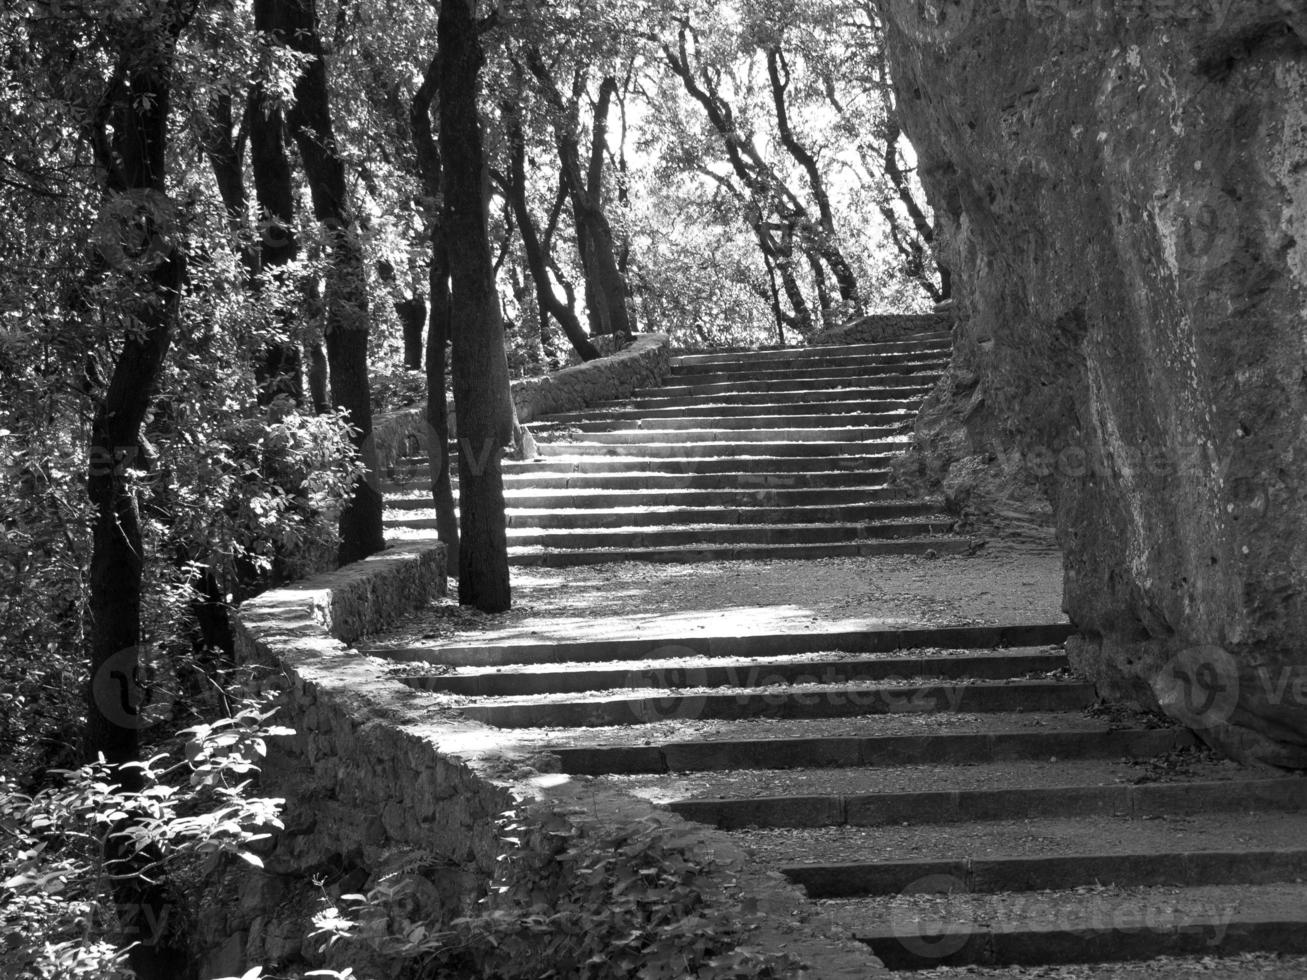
[368, 333, 671, 469]
[810, 312, 953, 346]
[214, 539, 886, 978]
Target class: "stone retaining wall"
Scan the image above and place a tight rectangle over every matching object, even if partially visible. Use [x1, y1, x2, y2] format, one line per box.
[219, 539, 885, 978]
[810, 312, 953, 346]
[367, 333, 671, 469]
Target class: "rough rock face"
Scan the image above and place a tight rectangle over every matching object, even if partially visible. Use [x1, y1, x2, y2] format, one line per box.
[880, 0, 1307, 766]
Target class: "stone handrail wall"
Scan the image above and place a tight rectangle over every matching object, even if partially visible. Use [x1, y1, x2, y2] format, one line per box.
[810, 312, 953, 346]
[368, 333, 671, 469]
[222, 539, 885, 977]
[513, 332, 669, 424]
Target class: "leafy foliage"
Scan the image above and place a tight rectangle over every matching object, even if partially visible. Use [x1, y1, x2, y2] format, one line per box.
[315, 804, 803, 980]
[0, 701, 289, 980]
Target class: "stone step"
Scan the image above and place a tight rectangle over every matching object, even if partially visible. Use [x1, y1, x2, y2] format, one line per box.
[544, 398, 926, 424]
[502, 536, 971, 567]
[535, 424, 907, 446]
[745, 813, 1307, 892]
[549, 724, 1196, 776]
[634, 375, 936, 400]
[532, 438, 907, 458]
[401, 650, 1068, 697]
[670, 333, 953, 367]
[384, 469, 894, 494]
[367, 623, 1076, 668]
[386, 484, 902, 510]
[388, 518, 955, 549]
[664, 774, 1307, 830]
[665, 359, 947, 388]
[537, 407, 917, 431]
[626, 386, 931, 409]
[386, 501, 942, 531]
[912, 953, 1307, 978]
[796, 848, 1307, 898]
[855, 893, 1307, 970]
[670, 348, 951, 375]
[392, 454, 895, 479]
[456, 679, 1095, 728]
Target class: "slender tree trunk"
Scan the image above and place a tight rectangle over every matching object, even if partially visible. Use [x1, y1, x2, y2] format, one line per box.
[249, 0, 307, 405]
[439, 0, 512, 611]
[766, 47, 860, 311]
[84, 20, 195, 979]
[524, 52, 632, 344]
[279, 0, 384, 565]
[412, 50, 460, 574]
[500, 92, 600, 361]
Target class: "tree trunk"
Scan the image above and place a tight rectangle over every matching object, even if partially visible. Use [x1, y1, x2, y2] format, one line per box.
[439, 0, 512, 612]
[279, 0, 384, 565]
[766, 47, 860, 311]
[500, 90, 601, 362]
[84, 20, 196, 979]
[249, 0, 306, 405]
[412, 49, 461, 575]
[524, 52, 632, 344]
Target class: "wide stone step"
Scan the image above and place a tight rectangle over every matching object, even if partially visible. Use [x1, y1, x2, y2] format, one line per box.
[855, 892, 1307, 970]
[670, 348, 952, 376]
[387, 501, 942, 531]
[535, 424, 906, 446]
[367, 623, 1076, 668]
[544, 398, 926, 424]
[393, 454, 895, 479]
[627, 386, 931, 409]
[401, 650, 1068, 697]
[457, 679, 1095, 728]
[670, 333, 953, 367]
[662, 773, 1307, 830]
[491, 518, 954, 550]
[548, 724, 1196, 775]
[532, 438, 907, 458]
[532, 410, 916, 434]
[500, 535, 972, 566]
[634, 375, 936, 399]
[387, 484, 902, 510]
[664, 360, 947, 388]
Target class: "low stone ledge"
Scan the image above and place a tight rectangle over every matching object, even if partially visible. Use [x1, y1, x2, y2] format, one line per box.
[367, 333, 672, 462]
[810, 312, 953, 346]
[515, 332, 670, 424]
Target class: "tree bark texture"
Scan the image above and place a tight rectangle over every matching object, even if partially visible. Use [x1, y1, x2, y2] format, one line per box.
[412, 49, 461, 574]
[83, 15, 196, 978]
[439, 0, 512, 611]
[279, 0, 384, 565]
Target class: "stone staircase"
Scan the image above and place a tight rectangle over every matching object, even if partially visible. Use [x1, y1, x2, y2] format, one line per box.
[361, 622, 1307, 974]
[369, 329, 1307, 973]
[382, 333, 969, 567]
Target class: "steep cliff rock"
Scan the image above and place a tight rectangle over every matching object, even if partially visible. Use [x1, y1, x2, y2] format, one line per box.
[879, 0, 1307, 766]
